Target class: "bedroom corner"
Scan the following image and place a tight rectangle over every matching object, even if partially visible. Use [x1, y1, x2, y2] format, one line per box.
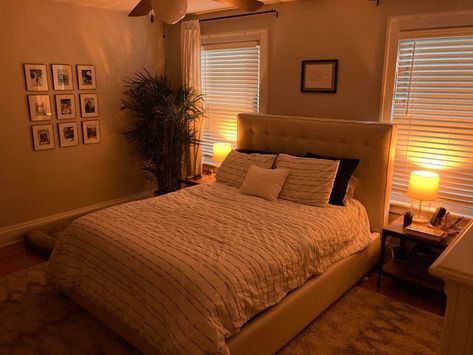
[0, 0, 165, 245]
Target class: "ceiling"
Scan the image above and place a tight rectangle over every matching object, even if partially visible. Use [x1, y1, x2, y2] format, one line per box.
[51, 0, 291, 14]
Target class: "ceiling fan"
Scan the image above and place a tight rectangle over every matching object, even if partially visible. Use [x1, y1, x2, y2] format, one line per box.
[129, 0, 264, 24]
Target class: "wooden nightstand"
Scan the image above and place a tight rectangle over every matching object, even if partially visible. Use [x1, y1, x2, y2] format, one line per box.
[178, 173, 216, 188]
[377, 216, 464, 292]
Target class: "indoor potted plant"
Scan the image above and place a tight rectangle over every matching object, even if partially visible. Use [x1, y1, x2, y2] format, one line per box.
[121, 71, 204, 195]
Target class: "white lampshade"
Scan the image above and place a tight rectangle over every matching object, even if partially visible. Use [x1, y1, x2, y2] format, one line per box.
[152, 0, 187, 25]
[407, 170, 439, 201]
[213, 142, 232, 163]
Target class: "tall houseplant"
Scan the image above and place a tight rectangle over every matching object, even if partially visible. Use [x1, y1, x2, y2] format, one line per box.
[121, 71, 204, 195]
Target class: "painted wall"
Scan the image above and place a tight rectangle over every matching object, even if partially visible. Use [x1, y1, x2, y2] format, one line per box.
[0, 0, 164, 232]
[165, 0, 473, 121]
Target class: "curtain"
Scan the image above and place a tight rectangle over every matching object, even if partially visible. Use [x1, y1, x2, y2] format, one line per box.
[181, 20, 203, 178]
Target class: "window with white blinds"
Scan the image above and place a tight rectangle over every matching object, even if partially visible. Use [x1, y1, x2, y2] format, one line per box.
[390, 34, 473, 213]
[201, 42, 260, 163]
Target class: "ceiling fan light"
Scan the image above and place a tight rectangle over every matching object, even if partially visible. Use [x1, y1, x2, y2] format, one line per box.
[152, 0, 187, 25]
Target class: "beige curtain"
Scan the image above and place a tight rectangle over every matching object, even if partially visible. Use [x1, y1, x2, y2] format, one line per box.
[181, 20, 203, 178]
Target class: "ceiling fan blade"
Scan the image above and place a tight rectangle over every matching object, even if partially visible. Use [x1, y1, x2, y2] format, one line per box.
[216, 0, 264, 12]
[128, 0, 152, 17]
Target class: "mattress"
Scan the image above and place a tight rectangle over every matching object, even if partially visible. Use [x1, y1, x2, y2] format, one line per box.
[47, 181, 372, 354]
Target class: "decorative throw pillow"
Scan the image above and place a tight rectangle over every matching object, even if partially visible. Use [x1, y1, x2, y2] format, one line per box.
[240, 166, 289, 201]
[276, 153, 339, 207]
[345, 175, 359, 200]
[216, 150, 277, 188]
[305, 152, 360, 206]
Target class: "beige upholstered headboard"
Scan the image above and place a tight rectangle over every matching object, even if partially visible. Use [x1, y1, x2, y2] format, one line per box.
[237, 113, 397, 232]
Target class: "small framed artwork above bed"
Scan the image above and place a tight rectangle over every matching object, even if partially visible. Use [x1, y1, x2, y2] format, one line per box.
[301, 59, 338, 93]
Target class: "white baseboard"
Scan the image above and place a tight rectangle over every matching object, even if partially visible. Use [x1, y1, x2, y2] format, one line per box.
[0, 190, 153, 246]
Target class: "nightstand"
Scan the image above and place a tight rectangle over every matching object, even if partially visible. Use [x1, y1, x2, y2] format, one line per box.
[178, 173, 216, 188]
[377, 216, 463, 292]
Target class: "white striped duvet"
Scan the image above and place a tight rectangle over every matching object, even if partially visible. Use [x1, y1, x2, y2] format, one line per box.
[47, 181, 371, 354]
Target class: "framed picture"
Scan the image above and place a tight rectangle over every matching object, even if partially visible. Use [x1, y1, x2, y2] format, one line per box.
[301, 59, 338, 93]
[24, 64, 48, 91]
[80, 93, 99, 117]
[31, 124, 55, 151]
[77, 65, 96, 90]
[51, 64, 73, 90]
[28, 95, 52, 121]
[58, 122, 79, 147]
[55, 94, 76, 120]
[82, 120, 101, 144]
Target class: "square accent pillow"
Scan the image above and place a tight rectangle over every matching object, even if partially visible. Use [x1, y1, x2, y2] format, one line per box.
[240, 166, 289, 201]
[276, 153, 339, 207]
[305, 152, 359, 206]
[216, 150, 277, 188]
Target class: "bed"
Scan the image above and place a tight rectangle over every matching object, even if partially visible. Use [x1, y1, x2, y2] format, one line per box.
[47, 113, 397, 354]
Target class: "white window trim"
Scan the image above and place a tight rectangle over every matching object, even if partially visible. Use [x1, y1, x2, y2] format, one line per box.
[380, 10, 473, 217]
[201, 29, 269, 114]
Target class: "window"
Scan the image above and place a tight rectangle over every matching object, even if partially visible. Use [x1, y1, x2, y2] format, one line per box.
[200, 30, 267, 164]
[382, 14, 473, 216]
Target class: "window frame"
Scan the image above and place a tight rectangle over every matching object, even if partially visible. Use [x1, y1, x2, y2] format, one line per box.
[200, 29, 268, 166]
[201, 29, 269, 115]
[380, 11, 473, 217]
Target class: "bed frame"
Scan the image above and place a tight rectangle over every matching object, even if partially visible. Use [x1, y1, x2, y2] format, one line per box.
[64, 113, 397, 354]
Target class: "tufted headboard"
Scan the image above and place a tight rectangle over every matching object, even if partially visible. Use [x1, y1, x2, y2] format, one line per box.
[237, 113, 397, 232]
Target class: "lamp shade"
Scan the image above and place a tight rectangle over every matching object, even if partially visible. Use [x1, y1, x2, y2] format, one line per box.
[407, 170, 439, 201]
[152, 0, 187, 25]
[213, 142, 232, 163]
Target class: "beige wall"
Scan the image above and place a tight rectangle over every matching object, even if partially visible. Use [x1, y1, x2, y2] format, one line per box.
[165, 0, 473, 121]
[0, 0, 164, 232]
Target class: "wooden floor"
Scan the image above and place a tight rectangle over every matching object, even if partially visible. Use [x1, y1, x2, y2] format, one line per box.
[0, 241, 48, 278]
[0, 241, 445, 316]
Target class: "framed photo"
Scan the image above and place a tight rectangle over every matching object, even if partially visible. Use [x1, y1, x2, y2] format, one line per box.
[80, 93, 99, 117]
[58, 122, 79, 147]
[31, 124, 55, 151]
[82, 120, 101, 144]
[24, 64, 48, 91]
[301, 59, 338, 93]
[77, 65, 96, 90]
[28, 95, 52, 121]
[55, 94, 76, 120]
[51, 64, 73, 90]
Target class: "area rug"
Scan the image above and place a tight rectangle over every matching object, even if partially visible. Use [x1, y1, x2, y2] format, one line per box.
[0, 263, 442, 354]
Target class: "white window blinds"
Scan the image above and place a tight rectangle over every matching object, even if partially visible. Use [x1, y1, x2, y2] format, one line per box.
[391, 34, 473, 212]
[201, 42, 260, 163]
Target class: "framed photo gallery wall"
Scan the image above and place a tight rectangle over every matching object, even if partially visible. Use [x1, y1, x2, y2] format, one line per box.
[24, 63, 101, 151]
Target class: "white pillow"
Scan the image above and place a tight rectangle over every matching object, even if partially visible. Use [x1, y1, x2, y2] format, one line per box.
[240, 166, 289, 201]
[276, 153, 339, 207]
[345, 175, 358, 199]
[216, 150, 277, 188]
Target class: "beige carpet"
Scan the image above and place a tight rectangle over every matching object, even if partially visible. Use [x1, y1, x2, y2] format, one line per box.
[0, 263, 442, 354]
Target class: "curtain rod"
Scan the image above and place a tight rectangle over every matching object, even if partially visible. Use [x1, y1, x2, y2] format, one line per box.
[199, 9, 278, 23]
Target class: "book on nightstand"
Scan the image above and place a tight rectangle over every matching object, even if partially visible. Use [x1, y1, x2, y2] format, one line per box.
[406, 224, 446, 239]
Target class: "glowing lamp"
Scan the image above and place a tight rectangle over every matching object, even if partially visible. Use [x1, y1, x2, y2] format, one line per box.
[407, 170, 439, 223]
[212, 142, 232, 164]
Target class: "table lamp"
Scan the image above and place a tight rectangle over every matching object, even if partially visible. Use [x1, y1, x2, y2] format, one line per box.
[212, 142, 232, 166]
[407, 170, 439, 223]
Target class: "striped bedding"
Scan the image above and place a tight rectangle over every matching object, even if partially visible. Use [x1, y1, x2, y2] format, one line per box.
[47, 182, 372, 354]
